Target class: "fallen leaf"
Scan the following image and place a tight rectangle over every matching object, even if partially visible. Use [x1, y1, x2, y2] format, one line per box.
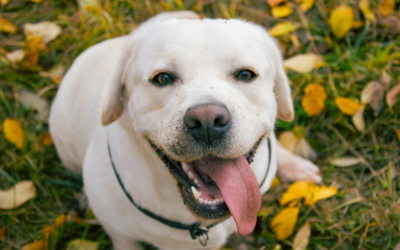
[268, 22, 299, 37]
[1, 0, 10, 5]
[395, 129, 400, 142]
[31, 0, 44, 2]
[5, 49, 25, 64]
[394, 242, 400, 250]
[280, 181, 313, 206]
[335, 97, 361, 115]
[0, 181, 36, 209]
[283, 53, 323, 74]
[77, 0, 102, 16]
[270, 176, 280, 188]
[67, 239, 99, 250]
[39, 64, 65, 84]
[271, 4, 292, 18]
[301, 83, 327, 116]
[21, 240, 45, 250]
[279, 131, 317, 161]
[24, 22, 62, 44]
[24, 36, 42, 67]
[3, 118, 24, 149]
[55, 214, 66, 227]
[380, 16, 400, 35]
[386, 83, 400, 112]
[361, 81, 385, 116]
[292, 222, 310, 250]
[378, 0, 394, 17]
[331, 157, 362, 167]
[296, 0, 315, 12]
[270, 207, 299, 240]
[294, 138, 317, 162]
[304, 185, 337, 206]
[0, 18, 16, 33]
[329, 5, 354, 39]
[0, 226, 6, 239]
[352, 105, 366, 132]
[379, 71, 391, 90]
[267, 0, 287, 7]
[18, 89, 49, 120]
[40, 132, 53, 146]
[358, 0, 376, 23]
[257, 206, 274, 217]
[352, 21, 364, 29]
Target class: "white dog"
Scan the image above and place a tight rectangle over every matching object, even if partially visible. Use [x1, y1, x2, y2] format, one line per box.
[49, 11, 321, 250]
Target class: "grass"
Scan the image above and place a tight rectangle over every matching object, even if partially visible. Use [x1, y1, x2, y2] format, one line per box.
[0, 0, 400, 249]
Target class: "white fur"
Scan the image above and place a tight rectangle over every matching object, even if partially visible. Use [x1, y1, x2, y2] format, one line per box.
[50, 12, 320, 250]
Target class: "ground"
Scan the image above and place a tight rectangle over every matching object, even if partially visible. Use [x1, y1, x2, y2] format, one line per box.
[0, 0, 399, 249]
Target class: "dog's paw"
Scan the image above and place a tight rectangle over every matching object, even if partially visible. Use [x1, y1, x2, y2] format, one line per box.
[277, 154, 322, 184]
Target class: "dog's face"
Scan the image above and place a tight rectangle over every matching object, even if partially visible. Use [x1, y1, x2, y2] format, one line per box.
[101, 18, 293, 235]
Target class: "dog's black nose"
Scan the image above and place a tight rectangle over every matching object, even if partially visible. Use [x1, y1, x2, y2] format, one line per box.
[184, 104, 231, 145]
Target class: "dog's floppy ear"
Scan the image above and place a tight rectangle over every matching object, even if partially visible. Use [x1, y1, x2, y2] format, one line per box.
[101, 51, 130, 126]
[268, 39, 294, 122]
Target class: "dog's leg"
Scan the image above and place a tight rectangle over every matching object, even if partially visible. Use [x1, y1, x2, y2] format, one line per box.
[276, 142, 322, 184]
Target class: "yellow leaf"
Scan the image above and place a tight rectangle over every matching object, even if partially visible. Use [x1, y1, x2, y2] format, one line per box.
[280, 181, 313, 206]
[271, 207, 300, 240]
[359, 0, 376, 23]
[271, 4, 293, 18]
[352, 21, 364, 29]
[335, 97, 361, 115]
[40, 132, 53, 147]
[24, 36, 42, 67]
[279, 131, 298, 153]
[24, 22, 62, 44]
[0, 18, 16, 34]
[268, 22, 299, 37]
[329, 5, 354, 39]
[301, 83, 327, 116]
[3, 118, 24, 149]
[267, 0, 287, 7]
[304, 185, 337, 206]
[283, 54, 323, 74]
[31, 0, 43, 2]
[279, 131, 317, 161]
[55, 214, 66, 227]
[67, 239, 99, 250]
[386, 83, 400, 113]
[352, 105, 366, 132]
[270, 176, 280, 188]
[296, 0, 315, 12]
[257, 206, 274, 217]
[1, 0, 9, 5]
[21, 241, 45, 250]
[0, 181, 36, 209]
[292, 222, 311, 250]
[378, 0, 394, 17]
[394, 129, 400, 142]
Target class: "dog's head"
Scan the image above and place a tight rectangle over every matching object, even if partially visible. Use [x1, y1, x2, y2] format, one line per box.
[101, 15, 293, 235]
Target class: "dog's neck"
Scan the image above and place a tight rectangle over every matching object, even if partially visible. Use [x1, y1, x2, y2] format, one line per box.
[106, 111, 202, 225]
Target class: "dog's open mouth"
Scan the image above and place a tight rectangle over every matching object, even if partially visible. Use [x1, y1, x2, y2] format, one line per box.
[148, 137, 263, 235]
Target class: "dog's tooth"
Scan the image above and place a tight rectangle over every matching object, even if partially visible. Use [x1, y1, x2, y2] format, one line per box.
[194, 178, 200, 186]
[188, 171, 194, 180]
[182, 162, 189, 172]
[191, 186, 202, 199]
[199, 197, 204, 204]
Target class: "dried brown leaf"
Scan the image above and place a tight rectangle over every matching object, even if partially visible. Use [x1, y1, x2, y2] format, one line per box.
[292, 222, 311, 250]
[283, 54, 323, 74]
[332, 157, 362, 167]
[386, 83, 400, 112]
[0, 181, 36, 209]
[24, 22, 62, 44]
[352, 105, 366, 132]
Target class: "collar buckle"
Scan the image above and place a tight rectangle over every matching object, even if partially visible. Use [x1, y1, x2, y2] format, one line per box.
[190, 223, 209, 246]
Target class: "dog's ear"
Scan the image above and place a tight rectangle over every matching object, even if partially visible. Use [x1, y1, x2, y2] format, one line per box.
[101, 52, 130, 126]
[268, 40, 294, 122]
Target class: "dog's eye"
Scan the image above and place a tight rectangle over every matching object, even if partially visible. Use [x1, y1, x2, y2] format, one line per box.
[235, 70, 256, 81]
[151, 73, 175, 85]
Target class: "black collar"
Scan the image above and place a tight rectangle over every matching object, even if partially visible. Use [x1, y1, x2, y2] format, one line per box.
[107, 138, 271, 247]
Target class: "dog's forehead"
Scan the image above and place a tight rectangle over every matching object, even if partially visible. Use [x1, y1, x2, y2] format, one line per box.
[134, 19, 271, 68]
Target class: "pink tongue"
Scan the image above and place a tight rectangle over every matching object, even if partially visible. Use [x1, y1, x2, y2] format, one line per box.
[196, 156, 261, 235]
